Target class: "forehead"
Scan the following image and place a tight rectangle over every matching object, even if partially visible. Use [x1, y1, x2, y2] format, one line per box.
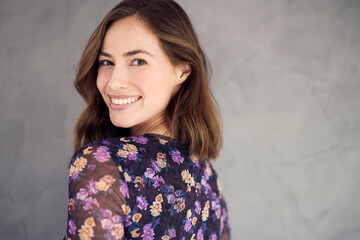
[101, 16, 161, 54]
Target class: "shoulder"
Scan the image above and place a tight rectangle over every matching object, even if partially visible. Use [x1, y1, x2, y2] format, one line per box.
[69, 134, 185, 174]
[70, 140, 111, 167]
[68, 139, 132, 199]
[70, 136, 144, 164]
[69, 136, 148, 170]
[69, 139, 123, 184]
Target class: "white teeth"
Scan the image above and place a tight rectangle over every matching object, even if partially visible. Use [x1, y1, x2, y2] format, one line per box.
[111, 97, 140, 105]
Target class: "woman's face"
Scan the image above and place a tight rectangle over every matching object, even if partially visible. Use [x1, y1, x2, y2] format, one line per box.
[97, 15, 190, 135]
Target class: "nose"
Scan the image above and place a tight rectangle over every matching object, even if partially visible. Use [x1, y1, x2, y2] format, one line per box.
[107, 65, 129, 90]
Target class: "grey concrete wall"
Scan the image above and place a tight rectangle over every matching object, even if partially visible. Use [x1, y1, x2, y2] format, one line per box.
[0, 0, 359, 239]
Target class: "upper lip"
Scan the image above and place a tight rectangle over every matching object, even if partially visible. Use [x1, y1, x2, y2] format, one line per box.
[108, 94, 141, 99]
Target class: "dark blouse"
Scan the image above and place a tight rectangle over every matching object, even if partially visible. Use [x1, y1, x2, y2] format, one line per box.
[64, 133, 231, 240]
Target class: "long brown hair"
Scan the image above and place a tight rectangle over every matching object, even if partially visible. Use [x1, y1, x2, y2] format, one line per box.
[72, 0, 222, 164]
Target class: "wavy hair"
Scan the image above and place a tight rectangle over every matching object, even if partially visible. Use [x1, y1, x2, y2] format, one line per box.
[71, 0, 222, 165]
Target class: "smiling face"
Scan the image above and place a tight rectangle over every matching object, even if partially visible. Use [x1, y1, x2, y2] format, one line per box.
[96, 15, 190, 136]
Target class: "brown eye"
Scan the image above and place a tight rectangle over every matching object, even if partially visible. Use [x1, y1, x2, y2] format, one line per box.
[99, 60, 113, 66]
[132, 59, 147, 66]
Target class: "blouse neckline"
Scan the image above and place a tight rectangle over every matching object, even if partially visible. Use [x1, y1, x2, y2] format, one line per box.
[142, 132, 177, 141]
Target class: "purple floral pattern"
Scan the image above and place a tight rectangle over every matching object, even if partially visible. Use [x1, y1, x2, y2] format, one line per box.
[64, 133, 230, 239]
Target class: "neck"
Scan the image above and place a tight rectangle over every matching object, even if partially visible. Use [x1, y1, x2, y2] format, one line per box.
[130, 114, 172, 138]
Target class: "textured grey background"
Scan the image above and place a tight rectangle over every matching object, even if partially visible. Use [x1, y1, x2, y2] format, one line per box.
[1, 0, 359, 239]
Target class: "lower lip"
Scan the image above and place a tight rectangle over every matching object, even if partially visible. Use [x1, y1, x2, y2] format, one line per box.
[109, 97, 141, 111]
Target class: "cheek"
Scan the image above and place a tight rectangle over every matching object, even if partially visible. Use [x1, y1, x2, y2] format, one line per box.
[96, 72, 108, 94]
[96, 76, 100, 91]
[96, 77, 103, 97]
[145, 78, 176, 107]
[146, 67, 177, 91]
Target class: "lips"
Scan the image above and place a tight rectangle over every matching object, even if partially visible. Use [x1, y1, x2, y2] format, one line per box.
[111, 96, 141, 105]
[108, 94, 142, 111]
[109, 94, 141, 99]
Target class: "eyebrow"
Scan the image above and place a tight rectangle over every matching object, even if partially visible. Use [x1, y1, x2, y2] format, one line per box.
[99, 49, 154, 58]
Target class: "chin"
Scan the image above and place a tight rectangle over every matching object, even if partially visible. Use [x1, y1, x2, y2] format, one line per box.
[109, 115, 135, 129]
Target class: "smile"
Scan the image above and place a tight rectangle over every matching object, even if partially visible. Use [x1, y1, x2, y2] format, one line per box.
[111, 96, 142, 105]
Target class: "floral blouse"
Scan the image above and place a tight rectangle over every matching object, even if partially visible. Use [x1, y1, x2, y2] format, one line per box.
[64, 133, 231, 240]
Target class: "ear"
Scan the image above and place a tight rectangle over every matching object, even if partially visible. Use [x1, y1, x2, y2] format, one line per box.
[176, 64, 191, 84]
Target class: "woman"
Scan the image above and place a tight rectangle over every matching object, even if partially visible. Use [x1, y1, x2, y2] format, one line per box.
[64, 0, 231, 239]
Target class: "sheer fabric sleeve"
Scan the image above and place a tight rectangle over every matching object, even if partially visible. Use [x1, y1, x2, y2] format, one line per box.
[64, 143, 128, 240]
[220, 200, 231, 240]
[220, 225, 231, 240]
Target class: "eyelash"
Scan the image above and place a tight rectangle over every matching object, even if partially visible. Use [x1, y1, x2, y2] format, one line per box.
[99, 59, 147, 66]
[99, 60, 112, 66]
[132, 59, 147, 66]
